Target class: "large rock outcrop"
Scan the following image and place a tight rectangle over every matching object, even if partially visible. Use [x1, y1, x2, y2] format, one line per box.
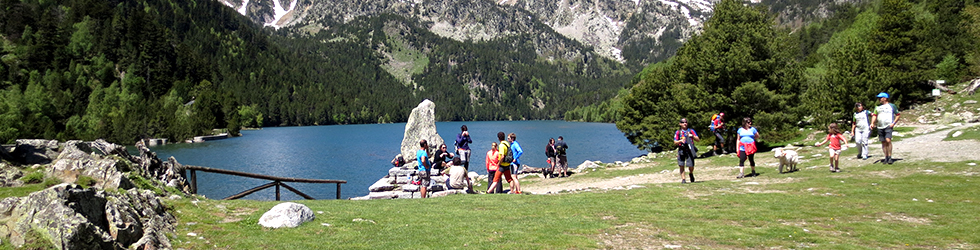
[399, 99, 444, 162]
[0, 184, 175, 249]
[0, 139, 191, 249]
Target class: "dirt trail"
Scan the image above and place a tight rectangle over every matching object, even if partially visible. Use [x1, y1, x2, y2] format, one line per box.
[521, 123, 980, 194]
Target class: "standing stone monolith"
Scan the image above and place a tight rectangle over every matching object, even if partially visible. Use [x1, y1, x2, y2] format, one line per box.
[400, 99, 443, 162]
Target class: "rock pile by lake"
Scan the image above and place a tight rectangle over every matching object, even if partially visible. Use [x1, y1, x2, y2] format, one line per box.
[0, 139, 189, 249]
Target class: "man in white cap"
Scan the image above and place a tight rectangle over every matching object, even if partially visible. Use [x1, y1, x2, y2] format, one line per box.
[870, 92, 900, 164]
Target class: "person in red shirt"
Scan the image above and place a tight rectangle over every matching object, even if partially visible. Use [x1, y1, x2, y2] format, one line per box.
[815, 123, 848, 172]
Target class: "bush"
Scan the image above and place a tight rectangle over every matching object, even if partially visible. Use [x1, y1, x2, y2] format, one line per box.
[19, 171, 45, 184]
[75, 175, 97, 188]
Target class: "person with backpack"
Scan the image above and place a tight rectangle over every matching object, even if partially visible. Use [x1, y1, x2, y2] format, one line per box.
[851, 103, 872, 160]
[554, 136, 569, 177]
[674, 118, 701, 183]
[487, 132, 521, 194]
[710, 113, 726, 155]
[455, 125, 473, 170]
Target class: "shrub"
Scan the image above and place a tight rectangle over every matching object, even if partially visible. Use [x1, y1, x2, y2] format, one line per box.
[75, 175, 97, 188]
[19, 171, 45, 184]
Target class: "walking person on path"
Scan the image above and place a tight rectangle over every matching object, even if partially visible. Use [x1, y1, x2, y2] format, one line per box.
[870, 92, 901, 164]
[710, 113, 726, 155]
[487, 132, 521, 194]
[416, 139, 431, 198]
[508, 133, 523, 175]
[816, 123, 848, 172]
[485, 142, 503, 194]
[736, 117, 760, 178]
[674, 118, 700, 183]
[554, 136, 569, 177]
[455, 125, 473, 170]
[851, 103, 872, 160]
[545, 138, 557, 178]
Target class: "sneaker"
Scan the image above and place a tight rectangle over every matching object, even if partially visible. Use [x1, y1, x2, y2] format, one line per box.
[682, 179, 687, 184]
[835, 168, 841, 173]
[737, 173, 745, 179]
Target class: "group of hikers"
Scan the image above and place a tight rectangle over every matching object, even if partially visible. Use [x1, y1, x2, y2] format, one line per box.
[675, 92, 901, 183]
[405, 125, 570, 197]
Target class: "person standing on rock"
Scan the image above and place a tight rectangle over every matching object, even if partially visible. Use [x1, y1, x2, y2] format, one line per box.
[674, 118, 700, 183]
[851, 102, 872, 160]
[736, 117, 760, 178]
[870, 92, 901, 164]
[555, 136, 569, 177]
[455, 125, 473, 170]
[545, 138, 557, 178]
[487, 132, 521, 194]
[416, 139, 431, 198]
[508, 133, 524, 175]
[485, 142, 504, 194]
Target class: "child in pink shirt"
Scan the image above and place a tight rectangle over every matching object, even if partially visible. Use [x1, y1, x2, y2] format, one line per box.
[816, 123, 848, 172]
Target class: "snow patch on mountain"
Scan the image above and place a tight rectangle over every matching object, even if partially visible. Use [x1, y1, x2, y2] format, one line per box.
[237, 0, 249, 15]
[265, 0, 297, 29]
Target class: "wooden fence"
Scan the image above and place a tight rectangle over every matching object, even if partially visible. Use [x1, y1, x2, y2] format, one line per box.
[184, 165, 346, 200]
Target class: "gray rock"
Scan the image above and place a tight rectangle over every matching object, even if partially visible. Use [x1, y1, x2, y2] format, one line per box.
[11, 139, 60, 165]
[966, 100, 978, 104]
[400, 100, 444, 162]
[388, 167, 416, 177]
[368, 178, 397, 192]
[576, 160, 601, 170]
[367, 192, 398, 200]
[397, 192, 419, 199]
[401, 184, 420, 192]
[953, 131, 964, 137]
[258, 202, 315, 228]
[7, 184, 116, 249]
[430, 190, 467, 197]
[105, 196, 144, 246]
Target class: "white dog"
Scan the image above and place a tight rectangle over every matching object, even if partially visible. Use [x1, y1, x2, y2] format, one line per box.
[773, 148, 799, 173]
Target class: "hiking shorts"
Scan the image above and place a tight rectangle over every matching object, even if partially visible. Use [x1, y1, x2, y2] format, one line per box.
[713, 131, 724, 146]
[417, 170, 431, 187]
[828, 148, 841, 157]
[878, 127, 894, 141]
[677, 151, 695, 167]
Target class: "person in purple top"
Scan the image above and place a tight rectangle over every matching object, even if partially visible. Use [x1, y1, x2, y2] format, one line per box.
[454, 125, 473, 170]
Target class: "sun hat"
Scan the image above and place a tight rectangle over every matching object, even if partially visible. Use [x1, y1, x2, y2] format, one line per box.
[876, 92, 889, 98]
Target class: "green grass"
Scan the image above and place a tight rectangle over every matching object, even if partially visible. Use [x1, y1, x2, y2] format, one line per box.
[945, 125, 980, 142]
[166, 158, 979, 249]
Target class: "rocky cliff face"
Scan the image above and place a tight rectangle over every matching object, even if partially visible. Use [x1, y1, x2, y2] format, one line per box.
[220, 0, 716, 67]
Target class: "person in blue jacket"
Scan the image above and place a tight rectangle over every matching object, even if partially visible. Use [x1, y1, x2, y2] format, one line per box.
[508, 133, 523, 175]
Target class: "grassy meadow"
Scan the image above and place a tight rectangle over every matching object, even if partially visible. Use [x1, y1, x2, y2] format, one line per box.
[165, 146, 979, 249]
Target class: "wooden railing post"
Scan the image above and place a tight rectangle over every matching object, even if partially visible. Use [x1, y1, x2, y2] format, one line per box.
[275, 181, 281, 201]
[336, 183, 342, 199]
[190, 169, 197, 194]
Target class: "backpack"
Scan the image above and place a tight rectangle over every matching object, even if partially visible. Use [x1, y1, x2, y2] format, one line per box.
[501, 142, 514, 163]
[709, 114, 719, 132]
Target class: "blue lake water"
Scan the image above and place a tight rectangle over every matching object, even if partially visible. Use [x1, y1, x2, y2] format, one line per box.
[150, 121, 646, 200]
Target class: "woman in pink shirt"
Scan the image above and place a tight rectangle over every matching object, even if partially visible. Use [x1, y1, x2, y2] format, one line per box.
[485, 142, 503, 193]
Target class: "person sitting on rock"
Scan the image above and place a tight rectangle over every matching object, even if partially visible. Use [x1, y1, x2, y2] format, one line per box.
[432, 143, 455, 174]
[445, 157, 473, 193]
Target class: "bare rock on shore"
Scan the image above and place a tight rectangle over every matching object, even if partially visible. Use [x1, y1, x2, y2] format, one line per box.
[400, 99, 444, 162]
